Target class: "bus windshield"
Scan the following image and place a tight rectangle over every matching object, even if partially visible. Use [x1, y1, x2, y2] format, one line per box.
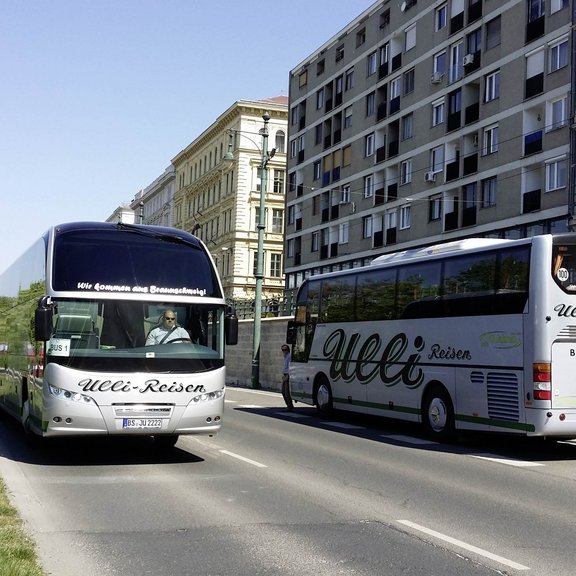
[51, 225, 221, 298]
[552, 242, 576, 293]
[46, 298, 225, 372]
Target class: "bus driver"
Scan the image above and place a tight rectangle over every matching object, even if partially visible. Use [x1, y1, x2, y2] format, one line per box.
[146, 310, 191, 345]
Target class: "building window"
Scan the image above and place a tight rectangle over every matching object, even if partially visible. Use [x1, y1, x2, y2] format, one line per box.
[549, 37, 569, 72]
[272, 209, 283, 233]
[485, 16, 501, 50]
[298, 70, 307, 88]
[367, 52, 377, 76]
[386, 210, 397, 230]
[311, 232, 319, 252]
[449, 42, 463, 83]
[390, 77, 401, 99]
[435, 4, 447, 31]
[485, 71, 500, 102]
[287, 238, 294, 258]
[366, 92, 375, 116]
[399, 205, 411, 230]
[343, 145, 352, 166]
[339, 222, 349, 244]
[362, 216, 373, 238]
[273, 170, 285, 193]
[336, 45, 344, 63]
[431, 146, 444, 173]
[344, 106, 353, 129]
[400, 159, 412, 185]
[364, 175, 374, 198]
[551, 0, 569, 13]
[433, 51, 447, 76]
[481, 177, 497, 207]
[549, 95, 568, 129]
[341, 184, 351, 203]
[365, 133, 375, 157]
[345, 68, 354, 91]
[403, 68, 415, 95]
[432, 99, 445, 126]
[316, 88, 324, 109]
[546, 157, 567, 191]
[429, 196, 442, 221]
[405, 24, 416, 52]
[270, 253, 282, 277]
[356, 27, 366, 47]
[313, 160, 321, 180]
[528, 0, 545, 22]
[482, 124, 498, 155]
[287, 205, 295, 225]
[317, 59, 325, 75]
[401, 113, 413, 140]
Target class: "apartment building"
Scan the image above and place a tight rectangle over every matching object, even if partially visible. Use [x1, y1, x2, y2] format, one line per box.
[172, 97, 288, 305]
[129, 165, 176, 227]
[284, 0, 574, 295]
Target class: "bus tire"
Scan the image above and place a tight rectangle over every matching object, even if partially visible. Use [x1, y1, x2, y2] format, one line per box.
[153, 434, 179, 449]
[315, 376, 333, 416]
[422, 385, 455, 442]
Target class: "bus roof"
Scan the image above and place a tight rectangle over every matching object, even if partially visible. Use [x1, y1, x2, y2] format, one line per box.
[370, 238, 517, 265]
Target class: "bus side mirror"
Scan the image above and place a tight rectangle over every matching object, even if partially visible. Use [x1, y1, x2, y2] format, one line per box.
[35, 297, 53, 341]
[286, 320, 297, 345]
[225, 310, 238, 346]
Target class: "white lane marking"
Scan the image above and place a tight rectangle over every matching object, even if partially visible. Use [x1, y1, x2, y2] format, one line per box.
[224, 399, 237, 403]
[398, 520, 530, 571]
[381, 435, 438, 446]
[236, 404, 264, 409]
[471, 454, 544, 468]
[219, 450, 267, 468]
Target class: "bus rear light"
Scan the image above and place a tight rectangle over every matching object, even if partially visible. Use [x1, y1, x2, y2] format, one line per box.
[533, 389, 552, 401]
[533, 363, 551, 382]
[533, 363, 551, 400]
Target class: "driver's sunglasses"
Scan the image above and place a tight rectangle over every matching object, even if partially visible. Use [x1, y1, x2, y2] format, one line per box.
[164, 317, 176, 321]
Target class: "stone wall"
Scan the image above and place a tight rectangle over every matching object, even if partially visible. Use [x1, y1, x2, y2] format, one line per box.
[224, 317, 290, 391]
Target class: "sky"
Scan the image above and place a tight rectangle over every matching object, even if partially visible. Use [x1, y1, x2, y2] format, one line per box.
[0, 0, 373, 273]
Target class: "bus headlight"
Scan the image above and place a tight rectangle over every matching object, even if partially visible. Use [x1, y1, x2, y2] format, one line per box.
[48, 384, 95, 405]
[192, 388, 225, 403]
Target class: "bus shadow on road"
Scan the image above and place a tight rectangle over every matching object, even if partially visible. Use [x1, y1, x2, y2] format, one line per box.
[0, 415, 205, 466]
[233, 404, 576, 462]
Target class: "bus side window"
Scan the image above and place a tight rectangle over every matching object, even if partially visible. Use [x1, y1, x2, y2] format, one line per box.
[357, 268, 397, 321]
[398, 262, 442, 319]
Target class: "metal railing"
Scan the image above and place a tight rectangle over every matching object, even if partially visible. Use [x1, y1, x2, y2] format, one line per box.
[227, 293, 295, 320]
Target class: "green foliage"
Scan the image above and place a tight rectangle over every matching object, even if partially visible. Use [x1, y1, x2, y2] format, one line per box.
[0, 480, 46, 576]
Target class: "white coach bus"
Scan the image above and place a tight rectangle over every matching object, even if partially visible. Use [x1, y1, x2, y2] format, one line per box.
[0, 222, 237, 447]
[286, 234, 576, 441]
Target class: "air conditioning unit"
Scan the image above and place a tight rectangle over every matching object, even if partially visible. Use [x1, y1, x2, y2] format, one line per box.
[463, 54, 475, 66]
[430, 71, 443, 84]
[425, 171, 437, 183]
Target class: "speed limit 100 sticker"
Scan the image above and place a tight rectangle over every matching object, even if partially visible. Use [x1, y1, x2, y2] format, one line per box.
[557, 267, 569, 282]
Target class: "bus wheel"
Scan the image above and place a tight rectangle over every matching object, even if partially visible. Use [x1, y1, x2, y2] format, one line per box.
[153, 434, 179, 449]
[315, 377, 333, 416]
[422, 386, 455, 442]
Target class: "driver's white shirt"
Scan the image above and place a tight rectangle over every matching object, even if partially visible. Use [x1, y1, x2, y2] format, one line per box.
[145, 325, 190, 345]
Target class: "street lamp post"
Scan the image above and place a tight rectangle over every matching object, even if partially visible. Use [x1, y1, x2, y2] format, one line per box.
[252, 112, 271, 389]
[224, 112, 275, 389]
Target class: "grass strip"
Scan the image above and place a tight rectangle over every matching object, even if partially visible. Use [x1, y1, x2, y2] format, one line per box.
[0, 479, 46, 576]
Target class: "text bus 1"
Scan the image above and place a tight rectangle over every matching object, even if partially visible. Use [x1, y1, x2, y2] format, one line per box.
[286, 234, 576, 441]
[0, 222, 238, 447]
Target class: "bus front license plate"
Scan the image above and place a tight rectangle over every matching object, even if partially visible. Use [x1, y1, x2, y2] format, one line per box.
[122, 418, 162, 430]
